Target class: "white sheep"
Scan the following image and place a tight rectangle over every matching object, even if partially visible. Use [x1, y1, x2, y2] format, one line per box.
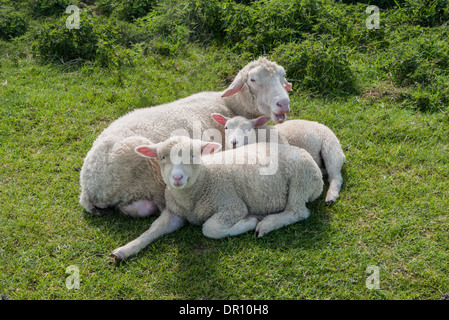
[110, 136, 323, 260]
[80, 57, 293, 217]
[212, 114, 346, 205]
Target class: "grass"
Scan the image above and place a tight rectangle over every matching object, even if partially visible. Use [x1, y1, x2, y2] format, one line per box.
[1, 0, 449, 300]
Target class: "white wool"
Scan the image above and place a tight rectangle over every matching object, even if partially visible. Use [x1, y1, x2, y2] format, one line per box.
[79, 57, 292, 216]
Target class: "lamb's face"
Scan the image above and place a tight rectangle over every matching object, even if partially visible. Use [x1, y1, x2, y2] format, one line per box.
[212, 114, 271, 150]
[135, 137, 221, 190]
[158, 140, 201, 190]
[248, 65, 291, 124]
[223, 117, 256, 150]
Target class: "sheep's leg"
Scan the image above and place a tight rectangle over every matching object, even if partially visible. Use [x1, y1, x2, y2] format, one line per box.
[325, 171, 343, 205]
[110, 209, 186, 261]
[255, 204, 310, 237]
[202, 210, 258, 239]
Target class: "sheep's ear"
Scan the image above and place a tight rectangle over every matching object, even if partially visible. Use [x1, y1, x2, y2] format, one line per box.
[221, 74, 246, 97]
[284, 80, 293, 91]
[135, 145, 158, 158]
[252, 116, 271, 128]
[201, 142, 222, 155]
[211, 113, 228, 126]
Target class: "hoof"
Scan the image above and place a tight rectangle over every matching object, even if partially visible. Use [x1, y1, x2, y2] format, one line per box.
[110, 249, 126, 262]
[325, 200, 335, 206]
[255, 223, 268, 237]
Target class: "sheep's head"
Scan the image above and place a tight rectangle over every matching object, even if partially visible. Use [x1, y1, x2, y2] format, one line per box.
[135, 136, 221, 190]
[212, 113, 270, 150]
[222, 57, 292, 124]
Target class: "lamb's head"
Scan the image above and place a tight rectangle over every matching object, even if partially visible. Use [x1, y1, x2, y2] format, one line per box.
[212, 113, 271, 150]
[135, 136, 221, 190]
[222, 57, 292, 124]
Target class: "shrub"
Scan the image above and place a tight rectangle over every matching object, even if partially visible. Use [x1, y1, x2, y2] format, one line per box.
[96, 0, 155, 21]
[392, 0, 449, 27]
[382, 28, 449, 87]
[30, 0, 77, 17]
[271, 40, 359, 96]
[0, 7, 28, 40]
[312, 3, 388, 52]
[337, 0, 405, 9]
[221, 0, 322, 54]
[136, 11, 190, 55]
[32, 10, 98, 62]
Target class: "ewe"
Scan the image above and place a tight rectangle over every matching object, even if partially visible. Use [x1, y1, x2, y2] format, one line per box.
[110, 136, 323, 260]
[80, 57, 293, 217]
[212, 114, 346, 204]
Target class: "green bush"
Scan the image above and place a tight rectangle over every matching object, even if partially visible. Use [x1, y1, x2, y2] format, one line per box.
[30, 0, 77, 17]
[0, 7, 28, 40]
[313, 3, 388, 52]
[220, 0, 322, 54]
[393, 0, 449, 27]
[271, 40, 359, 96]
[136, 10, 190, 55]
[96, 0, 155, 21]
[382, 28, 449, 87]
[32, 10, 98, 62]
[337, 0, 405, 9]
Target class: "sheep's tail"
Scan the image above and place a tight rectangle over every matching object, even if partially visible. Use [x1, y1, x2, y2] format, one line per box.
[320, 131, 346, 204]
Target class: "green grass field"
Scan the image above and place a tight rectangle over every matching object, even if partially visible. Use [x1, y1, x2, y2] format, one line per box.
[1, 0, 448, 300]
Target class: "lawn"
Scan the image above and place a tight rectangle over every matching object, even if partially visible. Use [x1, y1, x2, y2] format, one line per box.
[0, 0, 448, 300]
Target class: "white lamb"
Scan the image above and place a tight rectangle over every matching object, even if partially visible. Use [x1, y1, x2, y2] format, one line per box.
[80, 57, 293, 217]
[110, 136, 323, 260]
[212, 114, 346, 205]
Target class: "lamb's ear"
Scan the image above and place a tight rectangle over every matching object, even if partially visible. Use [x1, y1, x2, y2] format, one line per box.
[251, 116, 271, 128]
[211, 113, 228, 126]
[221, 74, 246, 97]
[284, 80, 293, 91]
[135, 145, 158, 158]
[201, 142, 222, 155]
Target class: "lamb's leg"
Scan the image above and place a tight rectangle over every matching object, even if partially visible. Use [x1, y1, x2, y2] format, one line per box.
[255, 204, 310, 237]
[202, 209, 258, 239]
[325, 170, 343, 205]
[111, 209, 185, 261]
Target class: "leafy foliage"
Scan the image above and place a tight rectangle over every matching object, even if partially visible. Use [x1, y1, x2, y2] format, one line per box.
[0, 6, 28, 40]
[271, 40, 359, 96]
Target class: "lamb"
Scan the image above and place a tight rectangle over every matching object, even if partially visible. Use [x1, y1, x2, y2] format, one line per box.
[110, 136, 323, 260]
[80, 57, 293, 217]
[212, 114, 346, 205]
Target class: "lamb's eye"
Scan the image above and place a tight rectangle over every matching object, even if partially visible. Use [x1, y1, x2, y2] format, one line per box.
[224, 126, 228, 130]
[250, 78, 256, 82]
[160, 156, 166, 161]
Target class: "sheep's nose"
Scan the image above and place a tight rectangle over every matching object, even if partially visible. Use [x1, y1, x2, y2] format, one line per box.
[276, 98, 290, 113]
[172, 174, 183, 182]
[232, 141, 237, 149]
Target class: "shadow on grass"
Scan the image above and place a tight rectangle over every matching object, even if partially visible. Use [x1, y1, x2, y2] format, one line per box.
[82, 173, 342, 298]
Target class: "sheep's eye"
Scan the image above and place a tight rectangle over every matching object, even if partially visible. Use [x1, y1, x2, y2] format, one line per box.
[160, 156, 166, 161]
[250, 78, 256, 82]
[224, 126, 228, 130]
